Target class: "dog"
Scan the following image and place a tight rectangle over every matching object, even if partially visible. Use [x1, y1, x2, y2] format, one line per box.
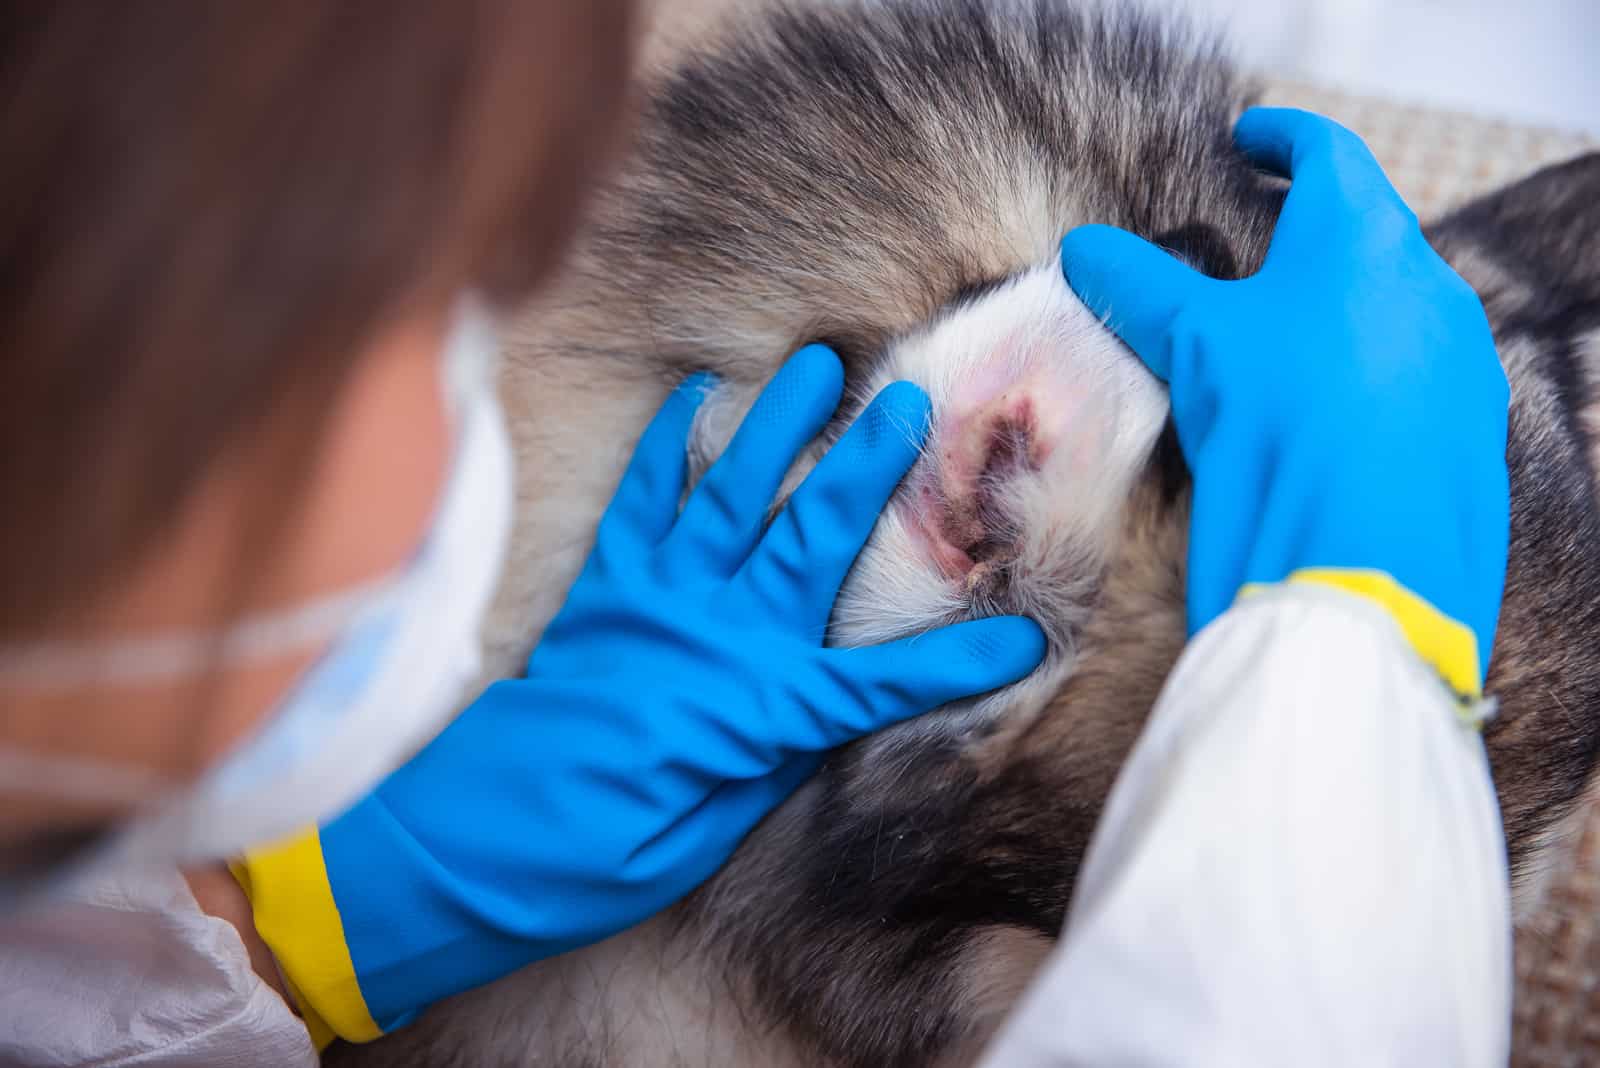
[330, 2, 1600, 1064]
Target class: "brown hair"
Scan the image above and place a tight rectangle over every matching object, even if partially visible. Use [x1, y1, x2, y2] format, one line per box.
[0, 1, 636, 640]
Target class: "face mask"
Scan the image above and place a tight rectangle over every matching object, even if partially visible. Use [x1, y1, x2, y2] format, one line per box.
[0, 297, 514, 907]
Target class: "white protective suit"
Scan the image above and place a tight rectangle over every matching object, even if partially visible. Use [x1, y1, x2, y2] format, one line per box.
[0, 582, 1510, 1067]
[978, 582, 1511, 1067]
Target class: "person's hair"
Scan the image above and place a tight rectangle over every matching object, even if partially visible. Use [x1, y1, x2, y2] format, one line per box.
[1, 1, 636, 640]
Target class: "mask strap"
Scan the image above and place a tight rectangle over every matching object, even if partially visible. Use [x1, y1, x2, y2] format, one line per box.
[0, 745, 172, 806]
[0, 575, 406, 692]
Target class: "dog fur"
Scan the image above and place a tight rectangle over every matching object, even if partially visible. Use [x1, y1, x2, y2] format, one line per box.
[329, 3, 1600, 1065]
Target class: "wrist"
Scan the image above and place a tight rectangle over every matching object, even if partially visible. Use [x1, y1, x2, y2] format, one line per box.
[232, 826, 377, 1048]
[311, 784, 559, 1036]
[183, 861, 293, 1004]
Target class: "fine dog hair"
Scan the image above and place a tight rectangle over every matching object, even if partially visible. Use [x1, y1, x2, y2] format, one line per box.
[331, 1, 1600, 1064]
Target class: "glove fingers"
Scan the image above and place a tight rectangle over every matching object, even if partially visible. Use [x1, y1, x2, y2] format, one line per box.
[808, 617, 1046, 746]
[596, 373, 715, 552]
[740, 381, 931, 623]
[1232, 106, 1343, 179]
[1059, 225, 1213, 381]
[1235, 107, 1411, 255]
[665, 345, 844, 574]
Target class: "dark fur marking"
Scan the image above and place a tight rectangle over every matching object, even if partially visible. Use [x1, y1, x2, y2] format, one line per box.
[1151, 220, 1243, 279]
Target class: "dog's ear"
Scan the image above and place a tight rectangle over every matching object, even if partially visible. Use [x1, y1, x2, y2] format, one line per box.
[1425, 152, 1600, 333]
[1421, 149, 1600, 496]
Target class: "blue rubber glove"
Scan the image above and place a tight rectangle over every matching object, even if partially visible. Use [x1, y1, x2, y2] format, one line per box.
[250, 344, 1045, 1040]
[1059, 107, 1509, 698]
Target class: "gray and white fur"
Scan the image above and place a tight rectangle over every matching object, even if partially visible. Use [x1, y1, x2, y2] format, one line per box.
[330, 2, 1600, 1065]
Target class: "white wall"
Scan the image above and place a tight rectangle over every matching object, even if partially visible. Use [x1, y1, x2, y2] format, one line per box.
[1156, 0, 1599, 135]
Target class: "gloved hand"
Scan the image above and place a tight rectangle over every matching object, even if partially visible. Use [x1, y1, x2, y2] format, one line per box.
[239, 344, 1045, 1043]
[1059, 107, 1509, 698]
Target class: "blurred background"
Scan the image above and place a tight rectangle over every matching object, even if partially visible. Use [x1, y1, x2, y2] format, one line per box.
[1159, 0, 1599, 135]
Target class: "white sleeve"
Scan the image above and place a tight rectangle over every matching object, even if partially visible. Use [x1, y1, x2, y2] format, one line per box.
[976, 582, 1511, 1068]
[0, 866, 319, 1068]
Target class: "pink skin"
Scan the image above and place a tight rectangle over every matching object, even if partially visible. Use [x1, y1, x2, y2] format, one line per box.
[905, 378, 1057, 583]
[886, 280, 1150, 595]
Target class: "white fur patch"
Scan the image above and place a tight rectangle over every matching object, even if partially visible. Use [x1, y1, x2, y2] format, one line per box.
[687, 263, 1170, 745]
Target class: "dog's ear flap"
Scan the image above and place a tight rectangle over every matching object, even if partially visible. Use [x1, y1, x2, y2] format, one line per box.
[1425, 152, 1600, 326]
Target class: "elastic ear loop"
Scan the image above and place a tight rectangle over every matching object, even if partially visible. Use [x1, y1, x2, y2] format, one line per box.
[0, 745, 171, 805]
[0, 577, 407, 692]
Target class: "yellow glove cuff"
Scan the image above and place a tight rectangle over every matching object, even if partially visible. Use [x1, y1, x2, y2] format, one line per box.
[1239, 568, 1484, 704]
[230, 827, 382, 1049]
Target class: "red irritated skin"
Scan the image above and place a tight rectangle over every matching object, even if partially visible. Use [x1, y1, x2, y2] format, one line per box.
[914, 381, 1051, 584]
[863, 263, 1168, 631]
